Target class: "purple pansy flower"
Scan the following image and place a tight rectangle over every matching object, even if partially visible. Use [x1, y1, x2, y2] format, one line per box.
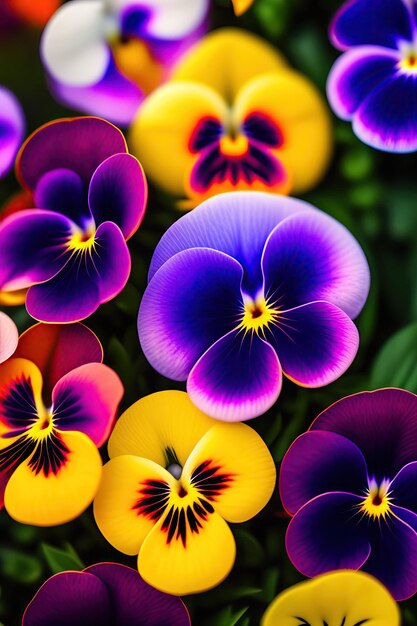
[0, 86, 24, 178]
[328, 0, 417, 152]
[280, 388, 417, 601]
[138, 192, 370, 421]
[0, 116, 147, 323]
[41, 0, 209, 126]
[22, 562, 191, 626]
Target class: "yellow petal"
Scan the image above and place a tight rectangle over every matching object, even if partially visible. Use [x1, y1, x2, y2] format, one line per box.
[4, 431, 102, 526]
[112, 39, 164, 95]
[139, 506, 236, 595]
[94, 455, 175, 556]
[172, 28, 286, 101]
[0, 288, 27, 306]
[108, 390, 217, 467]
[0, 358, 44, 431]
[261, 571, 400, 626]
[182, 422, 276, 523]
[232, 0, 254, 15]
[234, 71, 332, 194]
[130, 82, 227, 196]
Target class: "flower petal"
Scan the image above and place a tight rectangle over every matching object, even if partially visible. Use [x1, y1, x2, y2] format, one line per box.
[138, 506, 236, 595]
[88, 153, 147, 239]
[17, 117, 127, 190]
[138, 248, 244, 381]
[286, 492, 371, 578]
[108, 390, 216, 466]
[0, 86, 25, 178]
[41, 0, 111, 86]
[390, 462, 417, 514]
[0, 312, 18, 364]
[261, 211, 370, 318]
[22, 571, 111, 626]
[52, 363, 123, 447]
[268, 301, 359, 388]
[5, 430, 102, 526]
[188, 328, 282, 421]
[311, 389, 417, 481]
[0, 358, 44, 436]
[34, 168, 91, 229]
[127, 0, 208, 40]
[26, 221, 130, 322]
[15, 323, 103, 398]
[182, 422, 276, 522]
[364, 509, 417, 600]
[327, 46, 399, 120]
[94, 455, 173, 555]
[0, 209, 73, 292]
[85, 563, 191, 626]
[279, 431, 368, 515]
[330, 0, 414, 50]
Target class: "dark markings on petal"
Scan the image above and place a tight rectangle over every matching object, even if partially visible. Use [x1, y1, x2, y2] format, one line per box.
[160, 496, 214, 548]
[190, 459, 235, 501]
[133, 479, 171, 521]
[0, 375, 38, 434]
[164, 446, 180, 468]
[189, 117, 223, 152]
[294, 619, 311, 626]
[242, 112, 283, 147]
[0, 429, 70, 476]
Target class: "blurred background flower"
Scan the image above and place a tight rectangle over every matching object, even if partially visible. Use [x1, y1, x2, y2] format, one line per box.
[0, 312, 18, 363]
[0, 86, 25, 179]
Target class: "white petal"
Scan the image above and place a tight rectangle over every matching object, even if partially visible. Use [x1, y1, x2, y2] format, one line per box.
[0, 312, 18, 364]
[41, 0, 113, 87]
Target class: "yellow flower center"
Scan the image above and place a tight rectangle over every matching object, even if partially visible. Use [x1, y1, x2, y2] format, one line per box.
[240, 297, 279, 335]
[68, 228, 96, 252]
[360, 479, 392, 520]
[219, 133, 249, 157]
[399, 43, 417, 74]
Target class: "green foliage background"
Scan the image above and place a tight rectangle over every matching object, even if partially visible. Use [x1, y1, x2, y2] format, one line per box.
[1, 0, 417, 623]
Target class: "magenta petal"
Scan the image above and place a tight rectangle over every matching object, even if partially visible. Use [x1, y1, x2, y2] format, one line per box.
[279, 431, 368, 515]
[138, 248, 244, 381]
[17, 117, 127, 190]
[261, 211, 370, 318]
[0, 86, 25, 178]
[0, 312, 18, 364]
[286, 492, 371, 578]
[52, 363, 123, 447]
[88, 153, 147, 239]
[188, 328, 282, 421]
[26, 221, 130, 323]
[269, 301, 359, 387]
[86, 564, 191, 626]
[0, 209, 73, 292]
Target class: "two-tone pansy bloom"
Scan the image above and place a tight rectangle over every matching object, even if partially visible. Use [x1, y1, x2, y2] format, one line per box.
[23, 563, 190, 626]
[0, 86, 24, 178]
[280, 388, 417, 600]
[0, 117, 147, 323]
[138, 192, 370, 421]
[41, 0, 209, 125]
[0, 322, 123, 526]
[328, 0, 417, 152]
[262, 571, 399, 626]
[94, 391, 276, 594]
[130, 29, 332, 207]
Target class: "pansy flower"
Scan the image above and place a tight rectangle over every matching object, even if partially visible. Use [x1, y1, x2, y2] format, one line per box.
[0, 116, 147, 323]
[41, 0, 209, 126]
[328, 0, 417, 152]
[0, 322, 123, 526]
[261, 570, 399, 626]
[138, 192, 369, 421]
[94, 391, 276, 594]
[0, 313, 18, 364]
[280, 388, 417, 600]
[23, 563, 191, 626]
[130, 29, 332, 208]
[0, 86, 24, 179]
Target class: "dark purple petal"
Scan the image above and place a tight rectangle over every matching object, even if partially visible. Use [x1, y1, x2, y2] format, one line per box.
[279, 431, 368, 515]
[22, 571, 111, 626]
[353, 72, 417, 152]
[149, 192, 313, 296]
[188, 328, 282, 421]
[0, 86, 25, 178]
[390, 462, 417, 514]
[330, 0, 414, 50]
[34, 168, 91, 229]
[327, 46, 399, 120]
[311, 389, 417, 481]
[120, 4, 152, 39]
[138, 248, 244, 381]
[0, 209, 73, 291]
[364, 510, 417, 600]
[86, 563, 191, 626]
[261, 211, 370, 318]
[88, 153, 147, 239]
[286, 492, 371, 577]
[17, 117, 127, 190]
[267, 301, 359, 387]
[26, 222, 130, 323]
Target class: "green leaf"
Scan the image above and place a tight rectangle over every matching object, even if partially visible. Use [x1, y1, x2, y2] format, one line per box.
[0, 547, 42, 584]
[234, 529, 265, 568]
[213, 606, 250, 626]
[41, 542, 84, 575]
[370, 323, 417, 391]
